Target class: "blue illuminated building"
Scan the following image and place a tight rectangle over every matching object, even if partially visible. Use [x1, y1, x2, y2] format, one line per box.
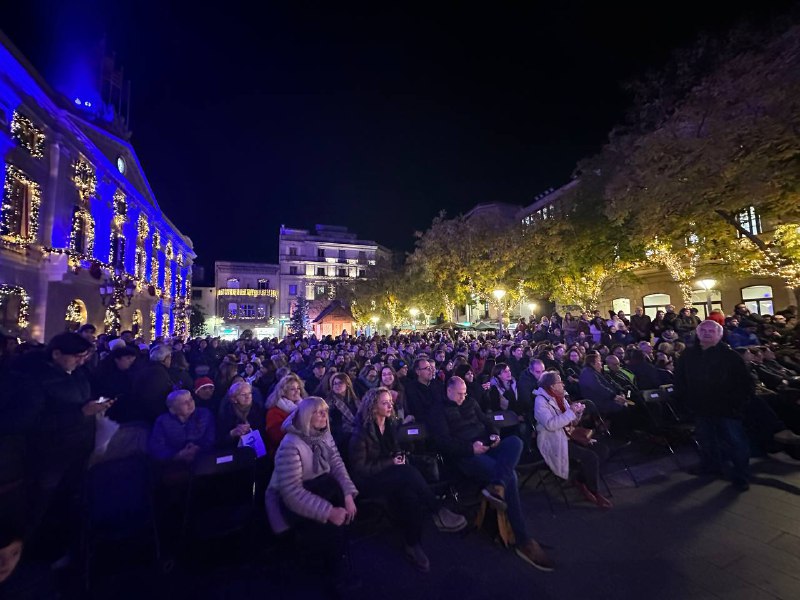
[0, 31, 195, 341]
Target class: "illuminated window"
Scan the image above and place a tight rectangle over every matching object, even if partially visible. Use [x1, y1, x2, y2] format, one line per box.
[611, 298, 631, 317]
[315, 285, 326, 299]
[227, 302, 237, 318]
[240, 304, 255, 318]
[737, 206, 762, 236]
[257, 304, 266, 318]
[690, 289, 723, 318]
[226, 278, 239, 288]
[643, 293, 671, 319]
[288, 284, 297, 295]
[257, 278, 269, 290]
[742, 285, 773, 315]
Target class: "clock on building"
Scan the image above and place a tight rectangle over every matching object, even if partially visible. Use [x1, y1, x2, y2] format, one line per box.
[116, 156, 126, 174]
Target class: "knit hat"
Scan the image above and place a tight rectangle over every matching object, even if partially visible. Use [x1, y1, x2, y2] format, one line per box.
[47, 332, 92, 356]
[107, 338, 126, 352]
[194, 377, 215, 393]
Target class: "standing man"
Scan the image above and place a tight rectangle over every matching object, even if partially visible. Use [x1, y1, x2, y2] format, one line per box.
[630, 307, 652, 342]
[674, 320, 753, 491]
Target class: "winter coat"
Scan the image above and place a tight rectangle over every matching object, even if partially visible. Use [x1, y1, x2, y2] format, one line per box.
[533, 389, 577, 480]
[266, 415, 358, 534]
[428, 396, 499, 459]
[348, 418, 399, 482]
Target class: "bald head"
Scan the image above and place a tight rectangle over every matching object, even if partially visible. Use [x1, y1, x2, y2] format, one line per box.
[696, 320, 723, 349]
[605, 355, 621, 371]
[447, 376, 467, 405]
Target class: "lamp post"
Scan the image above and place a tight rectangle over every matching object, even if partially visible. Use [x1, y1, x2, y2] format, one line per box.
[527, 302, 537, 318]
[409, 307, 419, 330]
[698, 279, 717, 317]
[492, 288, 506, 332]
[370, 315, 379, 335]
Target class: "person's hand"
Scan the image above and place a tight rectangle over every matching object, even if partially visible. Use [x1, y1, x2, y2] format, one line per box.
[402, 415, 415, 424]
[176, 443, 199, 462]
[328, 507, 347, 526]
[393, 454, 406, 465]
[489, 434, 501, 448]
[614, 395, 627, 406]
[344, 494, 357, 524]
[82, 398, 115, 417]
[482, 382, 491, 390]
[473, 441, 489, 455]
[230, 423, 251, 438]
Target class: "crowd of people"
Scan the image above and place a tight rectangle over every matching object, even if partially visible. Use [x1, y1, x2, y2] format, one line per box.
[1, 300, 799, 594]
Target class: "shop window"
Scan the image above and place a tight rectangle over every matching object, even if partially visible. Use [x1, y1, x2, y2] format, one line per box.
[741, 285, 773, 315]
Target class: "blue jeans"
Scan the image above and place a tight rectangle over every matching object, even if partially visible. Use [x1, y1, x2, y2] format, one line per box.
[694, 416, 750, 484]
[457, 436, 528, 543]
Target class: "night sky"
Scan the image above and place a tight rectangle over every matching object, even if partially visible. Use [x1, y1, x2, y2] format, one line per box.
[3, 1, 795, 272]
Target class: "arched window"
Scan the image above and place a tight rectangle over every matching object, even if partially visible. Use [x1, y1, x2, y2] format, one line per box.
[741, 285, 773, 315]
[611, 298, 631, 317]
[0, 284, 30, 331]
[65, 299, 87, 331]
[690, 289, 723, 318]
[227, 278, 240, 289]
[642, 293, 671, 319]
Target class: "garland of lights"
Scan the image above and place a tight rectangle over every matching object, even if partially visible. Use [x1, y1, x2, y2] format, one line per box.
[150, 309, 156, 341]
[72, 157, 96, 202]
[104, 305, 120, 334]
[69, 207, 95, 267]
[132, 309, 142, 332]
[1, 165, 41, 246]
[163, 240, 173, 299]
[0, 284, 31, 329]
[134, 214, 149, 285]
[10, 111, 45, 158]
[65, 299, 84, 325]
[151, 230, 161, 293]
[161, 309, 169, 338]
[109, 190, 127, 266]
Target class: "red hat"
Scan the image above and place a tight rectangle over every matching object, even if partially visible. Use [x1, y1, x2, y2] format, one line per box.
[194, 377, 214, 393]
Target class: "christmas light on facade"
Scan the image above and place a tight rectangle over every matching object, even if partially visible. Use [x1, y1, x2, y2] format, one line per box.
[0, 284, 31, 329]
[1, 165, 41, 246]
[10, 111, 45, 158]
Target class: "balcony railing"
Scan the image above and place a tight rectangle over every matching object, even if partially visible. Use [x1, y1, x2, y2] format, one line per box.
[217, 287, 277, 298]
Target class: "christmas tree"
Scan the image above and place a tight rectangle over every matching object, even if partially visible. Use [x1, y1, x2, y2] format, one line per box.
[288, 295, 310, 337]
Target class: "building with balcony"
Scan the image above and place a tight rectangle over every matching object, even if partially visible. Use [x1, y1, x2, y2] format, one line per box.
[517, 182, 794, 319]
[278, 224, 391, 335]
[0, 32, 194, 341]
[214, 261, 279, 340]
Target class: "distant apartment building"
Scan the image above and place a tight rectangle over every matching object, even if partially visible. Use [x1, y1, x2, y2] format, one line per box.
[278, 224, 390, 336]
[214, 261, 279, 340]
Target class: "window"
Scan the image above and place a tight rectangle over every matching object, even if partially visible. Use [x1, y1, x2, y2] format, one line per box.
[611, 298, 631, 317]
[226, 277, 240, 289]
[288, 284, 297, 296]
[737, 206, 762, 236]
[240, 304, 256, 318]
[289, 247, 297, 256]
[338, 268, 346, 278]
[289, 266, 298, 275]
[257, 304, 266, 318]
[316, 267, 325, 276]
[690, 289, 723, 318]
[315, 285, 326, 299]
[642, 293, 671, 319]
[359, 269, 366, 278]
[358, 250, 366, 262]
[742, 285, 773, 315]
[227, 302, 237, 319]
[339, 249, 346, 258]
[1, 167, 40, 243]
[317, 248, 325, 258]
[257, 278, 269, 290]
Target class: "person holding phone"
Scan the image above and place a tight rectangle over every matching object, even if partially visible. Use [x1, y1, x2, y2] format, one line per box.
[348, 387, 466, 572]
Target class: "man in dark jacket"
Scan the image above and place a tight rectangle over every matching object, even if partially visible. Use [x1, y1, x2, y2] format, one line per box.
[517, 359, 545, 414]
[131, 344, 175, 425]
[429, 377, 554, 572]
[674, 320, 753, 490]
[404, 358, 441, 424]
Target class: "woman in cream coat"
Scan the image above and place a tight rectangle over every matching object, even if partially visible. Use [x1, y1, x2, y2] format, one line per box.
[533, 371, 612, 508]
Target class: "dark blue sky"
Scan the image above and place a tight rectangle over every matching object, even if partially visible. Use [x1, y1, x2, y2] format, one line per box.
[3, 1, 794, 271]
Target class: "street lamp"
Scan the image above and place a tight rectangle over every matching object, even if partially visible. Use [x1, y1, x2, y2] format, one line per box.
[492, 288, 506, 332]
[370, 315, 379, 335]
[527, 302, 537, 316]
[409, 307, 419, 330]
[698, 278, 717, 317]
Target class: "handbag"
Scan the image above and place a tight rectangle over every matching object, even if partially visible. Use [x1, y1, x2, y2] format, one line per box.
[567, 426, 595, 447]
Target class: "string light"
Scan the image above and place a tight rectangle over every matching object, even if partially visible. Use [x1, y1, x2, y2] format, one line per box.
[1, 165, 41, 247]
[65, 299, 84, 326]
[151, 229, 161, 294]
[103, 305, 120, 334]
[72, 157, 96, 202]
[68, 207, 95, 267]
[10, 111, 45, 158]
[150, 309, 156, 341]
[109, 190, 127, 266]
[0, 284, 30, 329]
[135, 214, 149, 286]
[163, 240, 173, 299]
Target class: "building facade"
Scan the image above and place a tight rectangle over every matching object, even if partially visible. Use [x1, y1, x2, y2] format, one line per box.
[278, 224, 390, 336]
[0, 33, 194, 341]
[517, 182, 793, 319]
[214, 261, 279, 340]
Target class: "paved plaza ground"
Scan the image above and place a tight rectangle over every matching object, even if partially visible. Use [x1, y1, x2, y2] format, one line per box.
[72, 446, 800, 600]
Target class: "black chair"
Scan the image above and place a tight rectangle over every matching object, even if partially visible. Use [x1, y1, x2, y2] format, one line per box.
[396, 422, 465, 503]
[181, 446, 257, 547]
[82, 455, 160, 589]
[640, 388, 696, 466]
[486, 410, 522, 430]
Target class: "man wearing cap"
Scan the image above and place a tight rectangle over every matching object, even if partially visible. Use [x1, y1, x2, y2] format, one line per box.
[192, 377, 217, 413]
[303, 360, 326, 396]
[393, 359, 409, 381]
[1, 332, 113, 559]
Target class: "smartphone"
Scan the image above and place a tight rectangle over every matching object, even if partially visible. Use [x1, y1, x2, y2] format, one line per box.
[95, 396, 111, 404]
[626, 390, 632, 399]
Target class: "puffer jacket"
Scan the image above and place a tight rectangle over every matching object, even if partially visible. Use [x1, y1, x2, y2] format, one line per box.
[266, 413, 358, 534]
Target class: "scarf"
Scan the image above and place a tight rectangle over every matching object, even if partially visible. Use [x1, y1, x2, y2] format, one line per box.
[275, 396, 297, 414]
[358, 375, 379, 391]
[298, 428, 330, 474]
[329, 393, 358, 434]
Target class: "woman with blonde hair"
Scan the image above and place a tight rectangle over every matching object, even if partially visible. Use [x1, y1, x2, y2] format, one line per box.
[349, 387, 466, 572]
[265, 373, 306, 457]
[266, 397, 358, 578]
[325, 373, 361, 457]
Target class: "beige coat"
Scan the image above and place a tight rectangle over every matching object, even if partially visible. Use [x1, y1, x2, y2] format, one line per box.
[266, 419, 358, 534]
[534, 389, 577, 480]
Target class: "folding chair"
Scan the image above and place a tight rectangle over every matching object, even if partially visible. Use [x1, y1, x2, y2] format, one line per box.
[181, 447, 257, 548]
[640, 388, 696, 467]
[82, 455, 160, 589]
